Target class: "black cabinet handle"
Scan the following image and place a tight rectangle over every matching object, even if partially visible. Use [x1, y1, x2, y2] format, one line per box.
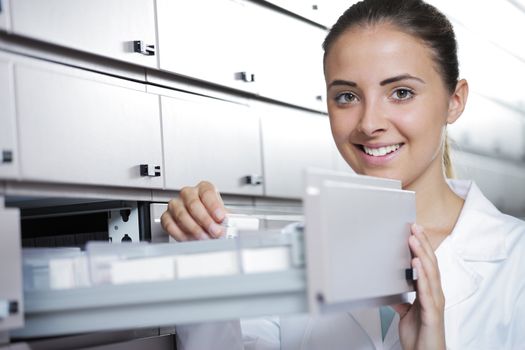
[133, 40, 155, 56]
[235, 71, 256, 83]
[1, 150, 13, 164]
[244, 174, 263, 186]
[140, 164, 161, 177]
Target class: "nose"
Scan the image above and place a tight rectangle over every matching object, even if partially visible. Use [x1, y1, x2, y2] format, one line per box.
[357, 100, 388, 137]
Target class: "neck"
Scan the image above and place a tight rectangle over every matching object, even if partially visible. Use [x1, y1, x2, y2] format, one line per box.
[405, 160, 464, 250]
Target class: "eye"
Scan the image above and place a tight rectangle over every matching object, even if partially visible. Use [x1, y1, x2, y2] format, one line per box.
[335, 92, 359, 105]
[391, 88, 415, 101]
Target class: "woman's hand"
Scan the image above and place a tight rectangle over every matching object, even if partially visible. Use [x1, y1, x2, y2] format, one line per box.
[392, 224, 446, 350]
[160, 181, 227, 241]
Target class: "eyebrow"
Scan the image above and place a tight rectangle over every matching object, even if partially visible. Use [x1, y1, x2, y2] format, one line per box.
[327, 79, 357, 88]
[328, 74, 425, 89]
[379, 74, 425, 86]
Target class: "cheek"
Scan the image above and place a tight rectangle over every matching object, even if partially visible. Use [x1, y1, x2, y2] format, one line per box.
[394, 102, 446, 141]
[328, 111, 358, 143]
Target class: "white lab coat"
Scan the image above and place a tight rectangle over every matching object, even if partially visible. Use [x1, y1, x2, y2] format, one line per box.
[176, 181, 525, 350]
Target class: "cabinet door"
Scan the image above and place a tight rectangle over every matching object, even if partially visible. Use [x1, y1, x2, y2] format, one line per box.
[259, 102, 334, 198]
[156, 0, 256, 94]
[0, 53, 19, 179]
[249, 2, 327, 112]
[0, 207, 23, 331]
[162, 94, 263, 196]
[0, 0, 10, 31]
[15, 58, 163, 188]
[10, 0, 157, 68]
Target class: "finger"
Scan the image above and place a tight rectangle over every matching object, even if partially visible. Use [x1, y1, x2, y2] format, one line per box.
[167, 197, 209, 240]
[411, 224, 437, 265]
[198, 181, 227, 223]
[179, 186, 219, 238]
[409, 227, 443, 298]
[412, 257, 443, 315]
[161, 211, 190, 241]
[185, 196, 223, 238]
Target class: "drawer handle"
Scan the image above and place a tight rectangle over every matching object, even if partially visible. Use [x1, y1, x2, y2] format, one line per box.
[140, 164, 161, 177]
[235, 71, 256, 83]
[1, 150, 13, 164]
[133, 40, 156, 56]
[0, 300, 18, 319]
[244, 174, 263, 186]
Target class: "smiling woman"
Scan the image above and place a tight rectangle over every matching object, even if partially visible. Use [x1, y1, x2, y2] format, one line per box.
[165, 0, 525, 349]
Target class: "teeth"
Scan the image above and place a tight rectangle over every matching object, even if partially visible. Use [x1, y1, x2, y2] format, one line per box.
[363, 144, 401, 157]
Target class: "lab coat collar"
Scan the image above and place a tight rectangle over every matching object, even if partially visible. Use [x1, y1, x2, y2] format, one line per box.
[445, 180, 508, 262]
[435, 180, 508, 310]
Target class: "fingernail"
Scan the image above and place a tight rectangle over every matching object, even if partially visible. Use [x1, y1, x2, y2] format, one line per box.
[198, 232, 210, 240]
[410, 235, 420, 247]
[412, 223, 423, 235]
[208, 223, 223, 238]
[214, 208, 225, 222]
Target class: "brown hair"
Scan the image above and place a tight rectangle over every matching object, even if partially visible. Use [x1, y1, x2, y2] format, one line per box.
[323, 0, 458, 177]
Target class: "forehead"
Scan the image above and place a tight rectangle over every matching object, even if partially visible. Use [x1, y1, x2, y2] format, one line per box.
[324, 23, 439, 82]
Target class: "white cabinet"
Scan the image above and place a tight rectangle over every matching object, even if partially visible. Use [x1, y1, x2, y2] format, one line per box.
[249, 1, 327, 112]
[0, 0, 10, 31]
[14, 57, 163, 188]
[9, 0, 157, 68]
[161, 92, 264, 196]
[259, 0, 358, 28]
[258, 102, 334, 198]
[156, 0, 327, 112]
[156, 0, 256, 94]
[0, 53, 19, 179]
[448, 92, 524, 161]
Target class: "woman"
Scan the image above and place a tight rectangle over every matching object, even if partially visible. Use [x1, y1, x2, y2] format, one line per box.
[161, 0, 525, 348]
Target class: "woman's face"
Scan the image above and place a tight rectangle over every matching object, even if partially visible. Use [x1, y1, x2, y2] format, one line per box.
[324, 23, 458, 188]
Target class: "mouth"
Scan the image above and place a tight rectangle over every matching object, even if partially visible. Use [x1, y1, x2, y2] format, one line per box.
[357, 143, 404, 157]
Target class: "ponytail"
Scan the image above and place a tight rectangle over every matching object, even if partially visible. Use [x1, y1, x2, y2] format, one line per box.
[443, 133, 454, 178]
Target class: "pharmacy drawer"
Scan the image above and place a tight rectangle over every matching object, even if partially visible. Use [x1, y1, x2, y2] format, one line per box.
[258, 102, 334, 198]
[0, 52, 19, 179]
[156, 0, 256, 94]
[248, 1, 327, 112]
[14, 56, 163, 189]
[9, 0, 157, 68]
[161, 93, 263, 196]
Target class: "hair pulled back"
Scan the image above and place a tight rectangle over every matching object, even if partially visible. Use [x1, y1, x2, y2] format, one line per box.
[323, 0, 459, 177]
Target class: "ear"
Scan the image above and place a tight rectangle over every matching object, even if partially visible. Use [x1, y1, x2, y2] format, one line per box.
[446, 79, 469, 124]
